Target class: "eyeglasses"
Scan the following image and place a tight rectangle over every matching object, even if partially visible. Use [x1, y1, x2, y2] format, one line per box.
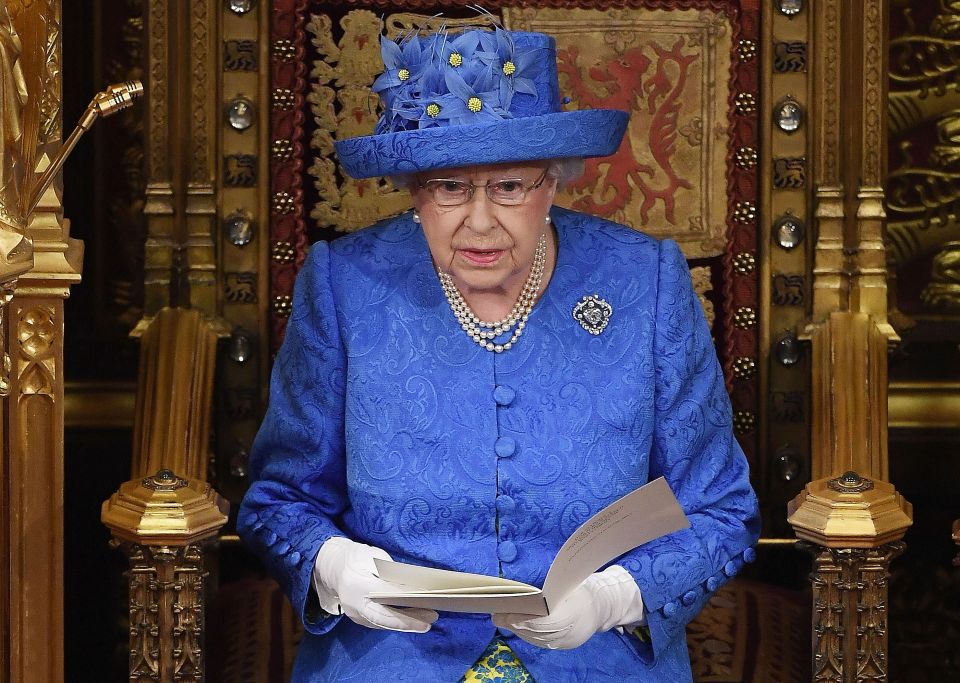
[417, 168, 550, 207]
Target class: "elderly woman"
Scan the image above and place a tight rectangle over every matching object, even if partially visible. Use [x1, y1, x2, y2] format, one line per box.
[239, 26, 759, 682]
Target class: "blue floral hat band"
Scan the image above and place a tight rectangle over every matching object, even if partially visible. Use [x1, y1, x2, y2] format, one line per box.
[335, 28, 629, 179]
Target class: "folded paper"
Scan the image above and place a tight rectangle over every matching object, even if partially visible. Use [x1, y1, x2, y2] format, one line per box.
[371, 477, 689, 615]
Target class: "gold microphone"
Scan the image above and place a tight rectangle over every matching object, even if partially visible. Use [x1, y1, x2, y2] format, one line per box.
[26, 80, 144, 216]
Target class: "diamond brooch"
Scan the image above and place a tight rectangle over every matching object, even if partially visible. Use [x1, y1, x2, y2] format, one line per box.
[572, 294, 612, 335]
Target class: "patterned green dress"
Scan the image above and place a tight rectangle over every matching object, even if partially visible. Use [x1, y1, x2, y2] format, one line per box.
[459, 639, 534, 683]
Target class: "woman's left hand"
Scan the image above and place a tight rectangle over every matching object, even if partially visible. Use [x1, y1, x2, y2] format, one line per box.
[492, 565, 645, 650]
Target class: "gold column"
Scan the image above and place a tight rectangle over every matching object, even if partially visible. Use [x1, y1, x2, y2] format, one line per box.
[102, 470, 229, 682]
[141, 0, 219, 321]
[801, 0, 899, 480]
[0, 2, 80, 682]
[132, 307, 229, 481]
[790, 1, 910, 680]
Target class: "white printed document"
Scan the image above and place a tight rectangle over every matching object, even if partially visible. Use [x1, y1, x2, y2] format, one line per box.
[370, 477, 689, 616]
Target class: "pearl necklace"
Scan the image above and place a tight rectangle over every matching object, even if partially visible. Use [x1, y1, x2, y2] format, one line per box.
[437, 233, 547, 353]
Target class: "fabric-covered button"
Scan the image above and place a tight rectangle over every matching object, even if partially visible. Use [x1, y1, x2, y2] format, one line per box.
[706, 576, 721, 592]
[493, 385, 516, 406]
[661, 601, 678, 617]
[496, 495, 516, 515]
[498, 541, 518, 563]
[264, 530, 278, 545]
[681, 590, 698, 606]
[742, 547, 757, 563]
[495, 437, 516, 458]
[284, 551, 302, 567]
[723, 560, 738, 577]
[275, 540, 291, 555]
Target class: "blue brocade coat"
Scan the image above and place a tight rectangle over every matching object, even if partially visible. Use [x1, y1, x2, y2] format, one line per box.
[238, 207, 761, 682]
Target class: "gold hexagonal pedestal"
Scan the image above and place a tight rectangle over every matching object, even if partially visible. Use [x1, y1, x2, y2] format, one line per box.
[788, 471, 912, 683]
[102, 469, 229, 545]
[787, 470, 913, 548]
[102, 470, 229, 682]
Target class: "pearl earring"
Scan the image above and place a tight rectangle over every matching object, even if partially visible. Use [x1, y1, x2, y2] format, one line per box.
[545, 215, 551, 224]
[412, 211, 421, 224]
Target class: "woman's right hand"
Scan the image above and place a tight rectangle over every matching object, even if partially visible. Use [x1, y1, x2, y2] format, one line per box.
[313, 536, 439, 633]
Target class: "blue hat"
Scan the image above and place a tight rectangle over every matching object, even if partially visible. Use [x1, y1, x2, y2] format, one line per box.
[335, 27, 629, 179]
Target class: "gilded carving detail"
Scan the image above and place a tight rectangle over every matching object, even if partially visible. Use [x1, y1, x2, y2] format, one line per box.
[190, 0, 209, 184]
[0, 5, 33, 282]
[147, 0, 168, 181]
[122, 542, 207, 682]
[0, 282, 14, 396]
[888, 6, 960, 274]
[861, 0, 883, 187]
[818, 0, 840, 185]
[805, 543, 904, 683]
[39, 4, 60, 141]
[16, 304, 55, 396]
[6, 0, 60, 144]
[920, 241, 960, 311]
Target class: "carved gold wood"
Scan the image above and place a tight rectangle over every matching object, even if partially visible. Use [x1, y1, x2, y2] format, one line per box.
[806, 543, 906, 682]
[809, 313, 890, 481]
[790, 2, 909, 681]
[788, 472, 912, 683]
[102, 470, 229, 682]
[803, 0, 897, 480]
[142, 0, 219, 321]
[809, 0, 845, 322]
[0, 3, 78, 683]
[132, 308, 230, 482]
[888, 4, 960, 278]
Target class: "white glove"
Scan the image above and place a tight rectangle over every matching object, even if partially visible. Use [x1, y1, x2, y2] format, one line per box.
[312, 536, 439, 633]
[493, 565, 645, 650]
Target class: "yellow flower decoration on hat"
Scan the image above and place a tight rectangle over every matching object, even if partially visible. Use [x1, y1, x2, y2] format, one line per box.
[502, 61, 516, 76]
[449, 52, 463, 67]
[426, 103, 441, 118]
[398, 68, 410, 81]
[467, 96, 482, 113]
